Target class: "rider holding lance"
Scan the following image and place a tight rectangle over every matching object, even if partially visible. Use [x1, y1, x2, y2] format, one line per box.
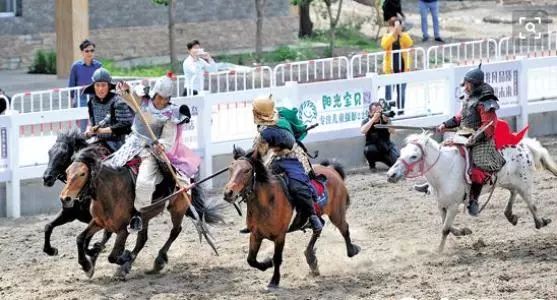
[415, 64, 506, 216]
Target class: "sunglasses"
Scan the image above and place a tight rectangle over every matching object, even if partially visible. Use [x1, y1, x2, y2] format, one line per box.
[83, 49, 95, 53]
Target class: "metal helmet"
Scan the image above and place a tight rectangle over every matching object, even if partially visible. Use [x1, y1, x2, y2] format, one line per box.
[91, 68, 113, 84]
[463, 63, 484, 86]
[149, 72, 174, 99]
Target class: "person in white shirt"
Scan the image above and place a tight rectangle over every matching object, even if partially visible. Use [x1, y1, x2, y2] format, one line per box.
[182, 40, 216, 96]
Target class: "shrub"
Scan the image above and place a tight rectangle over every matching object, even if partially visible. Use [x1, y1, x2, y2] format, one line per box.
[29, 50, 56, 74]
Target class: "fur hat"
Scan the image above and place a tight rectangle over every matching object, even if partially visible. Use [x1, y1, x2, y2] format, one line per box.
[149, 71, 175, 99]
[252, 94, 278, 126]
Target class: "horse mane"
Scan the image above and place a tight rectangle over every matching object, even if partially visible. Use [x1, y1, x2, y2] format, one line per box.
[405, 132, 439, 148]
[56, 127, 87, 149]
[247, 151, 271, 184]
[73, 145, 104, 178]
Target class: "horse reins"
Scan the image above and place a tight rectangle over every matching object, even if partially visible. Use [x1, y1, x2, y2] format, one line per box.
[398, 141, 441, 178]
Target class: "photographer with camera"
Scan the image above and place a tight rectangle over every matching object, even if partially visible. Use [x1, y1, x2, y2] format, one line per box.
[360, 100, 399, 172]
[182, 40, 216, 96]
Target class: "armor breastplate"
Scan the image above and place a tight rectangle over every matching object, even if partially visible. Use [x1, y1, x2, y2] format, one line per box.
[131, 100, 183, 142]
[460, 97, 482, 130]
[91, 97, 114, 126]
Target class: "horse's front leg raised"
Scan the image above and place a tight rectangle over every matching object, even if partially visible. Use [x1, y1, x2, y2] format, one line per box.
[44, 209, 76, 256]
[247, 233, 273, 272]
[114, 221, 149, 279]
[76, 222, 102, 278]
[91, 230, 112, 253]
[504, 190, 519, 226]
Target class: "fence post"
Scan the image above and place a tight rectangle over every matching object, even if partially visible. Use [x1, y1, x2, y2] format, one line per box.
[197, 95, 213, 188]
[5, 111, 20, 218]
[517, 56, 529, 132]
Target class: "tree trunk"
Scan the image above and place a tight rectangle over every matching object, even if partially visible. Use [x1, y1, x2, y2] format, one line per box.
[255, 0, 266, 63]
[325, 0, 343, 57]
[168, 0, 178, 72]
[298, 0, 313, 38]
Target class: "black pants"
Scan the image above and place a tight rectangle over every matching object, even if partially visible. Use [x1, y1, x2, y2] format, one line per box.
[364, 141, 399, 168]
[287, 179, 317, 217]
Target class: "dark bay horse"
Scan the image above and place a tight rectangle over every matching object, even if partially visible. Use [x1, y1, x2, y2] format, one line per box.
[60, 145, 224, 278]
[42, 129, 112, 256]
[223, 147, 360, 288]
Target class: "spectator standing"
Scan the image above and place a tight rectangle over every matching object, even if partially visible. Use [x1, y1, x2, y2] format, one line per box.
[418, 0, 444, 43]
[182, 40, 216, 96]
[360, 102, 399, 171]
[68, 39, 102, 130]
[381, 18, 413, 115]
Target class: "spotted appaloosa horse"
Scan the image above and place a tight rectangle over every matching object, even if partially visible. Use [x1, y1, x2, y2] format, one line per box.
[387, 133, 557, 252]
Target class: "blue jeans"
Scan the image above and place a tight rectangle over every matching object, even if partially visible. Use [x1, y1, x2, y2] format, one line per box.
[419, 1, 440, 39]
[385, 83, 407, 114]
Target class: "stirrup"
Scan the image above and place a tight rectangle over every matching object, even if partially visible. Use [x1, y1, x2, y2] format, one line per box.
[127, 215, 143, 233]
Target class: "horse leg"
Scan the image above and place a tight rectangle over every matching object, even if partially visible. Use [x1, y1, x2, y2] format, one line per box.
[268, 236, 285, 289]
[519, 190, 552, 229]
[329, 211, 360, 258]
[44, 209, 75, 256]
[438, 205, 459, 253]
[108, 230, 128, 265]
[247, 234, 273, 271]
[91, 230, 112, 253]
[147, 209, 185, 274]
[115, 221, 150, 279]
[76, 222, 102, 278]
[304, 230, 321, 276]
[504, 190, 519, 226]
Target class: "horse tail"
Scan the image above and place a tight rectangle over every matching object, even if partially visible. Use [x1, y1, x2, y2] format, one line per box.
[320, 159, 346, 180]
[523, 138, 557, 176]
[186, 181, 227, 224]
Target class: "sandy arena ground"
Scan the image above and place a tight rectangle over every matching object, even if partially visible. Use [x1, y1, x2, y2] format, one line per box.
[1, 136, 557, 299]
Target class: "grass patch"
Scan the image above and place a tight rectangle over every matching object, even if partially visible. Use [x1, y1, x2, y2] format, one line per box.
[309, 26, 380, 52]
[215, 44, 321, 65]
[100, 59, 171, 77]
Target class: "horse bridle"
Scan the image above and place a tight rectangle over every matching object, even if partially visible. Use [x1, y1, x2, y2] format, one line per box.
[66, 163, 94, 203]
[397, 140, 441, 178]
[232, 157, 256, 205]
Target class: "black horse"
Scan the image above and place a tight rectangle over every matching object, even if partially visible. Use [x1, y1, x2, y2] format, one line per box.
[42, 129, 112, 256]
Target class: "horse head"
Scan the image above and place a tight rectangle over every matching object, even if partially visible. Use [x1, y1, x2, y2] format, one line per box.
[59, 146, 101, 208]
[43, 128, 88, 187]
[223, 145, 254, 203]
[387, 132, 436, 183]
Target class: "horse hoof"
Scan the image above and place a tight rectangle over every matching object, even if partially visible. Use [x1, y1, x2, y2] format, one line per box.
[462, 228, 473, 235]
[543, 218, 552, 227]
[92, 242, 105, 251]
[116, 250, 132, 265]
[347, 244, 361, 258]
[44, 247, 58, 256]
[508, 214, 519, 226]
[266, 282, 279, 290]
[85, 267, 95, 279]
[82, 258, 95, 278]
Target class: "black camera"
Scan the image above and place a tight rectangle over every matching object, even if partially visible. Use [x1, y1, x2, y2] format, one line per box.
[378, 98, 395, 118]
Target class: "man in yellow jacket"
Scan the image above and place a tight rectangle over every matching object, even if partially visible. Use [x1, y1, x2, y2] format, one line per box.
[381, 18, 414, 116]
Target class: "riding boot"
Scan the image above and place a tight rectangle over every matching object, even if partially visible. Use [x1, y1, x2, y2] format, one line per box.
[309, 214, 323, 233]
[128, 212, 143, 233]
[468, 183, 482, 217]
[413, 182, 430, 194]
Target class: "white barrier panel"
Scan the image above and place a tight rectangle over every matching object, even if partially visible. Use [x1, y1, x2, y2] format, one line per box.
[273, 57, 350, 86]
[206, 66, 273, 94]
[11, 86, 89, 113]
[427, 39, 498, 69]
[455, 60, 521, 106]
[350, 48, 427, 77]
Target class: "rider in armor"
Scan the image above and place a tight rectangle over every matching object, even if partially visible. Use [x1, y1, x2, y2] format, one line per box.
[250, 95, 323, 234]
[414, 64, 506, 216]
[83, 68, 134, 152]
[108, 73, 191, 232]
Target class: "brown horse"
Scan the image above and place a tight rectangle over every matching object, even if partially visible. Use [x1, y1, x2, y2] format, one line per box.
[223, 146, 360, 288]
[60, 145, 223, 279]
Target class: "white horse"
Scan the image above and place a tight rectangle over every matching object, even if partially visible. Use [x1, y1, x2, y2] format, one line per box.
[386, 132, 557, 252]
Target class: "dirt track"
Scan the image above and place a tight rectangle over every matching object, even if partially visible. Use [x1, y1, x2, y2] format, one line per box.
[1, 137, 557, 300]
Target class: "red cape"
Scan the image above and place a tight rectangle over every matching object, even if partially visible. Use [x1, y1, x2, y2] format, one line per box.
[494, 119, 528, 150]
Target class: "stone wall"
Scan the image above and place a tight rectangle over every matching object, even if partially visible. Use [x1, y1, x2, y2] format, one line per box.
[0, 0, 298, 70]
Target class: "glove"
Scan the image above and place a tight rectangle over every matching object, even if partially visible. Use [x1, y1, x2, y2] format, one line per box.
[179, 105, 191, 124]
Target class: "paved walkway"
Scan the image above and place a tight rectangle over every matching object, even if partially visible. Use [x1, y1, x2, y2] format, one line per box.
[0, 69, 67, 97]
